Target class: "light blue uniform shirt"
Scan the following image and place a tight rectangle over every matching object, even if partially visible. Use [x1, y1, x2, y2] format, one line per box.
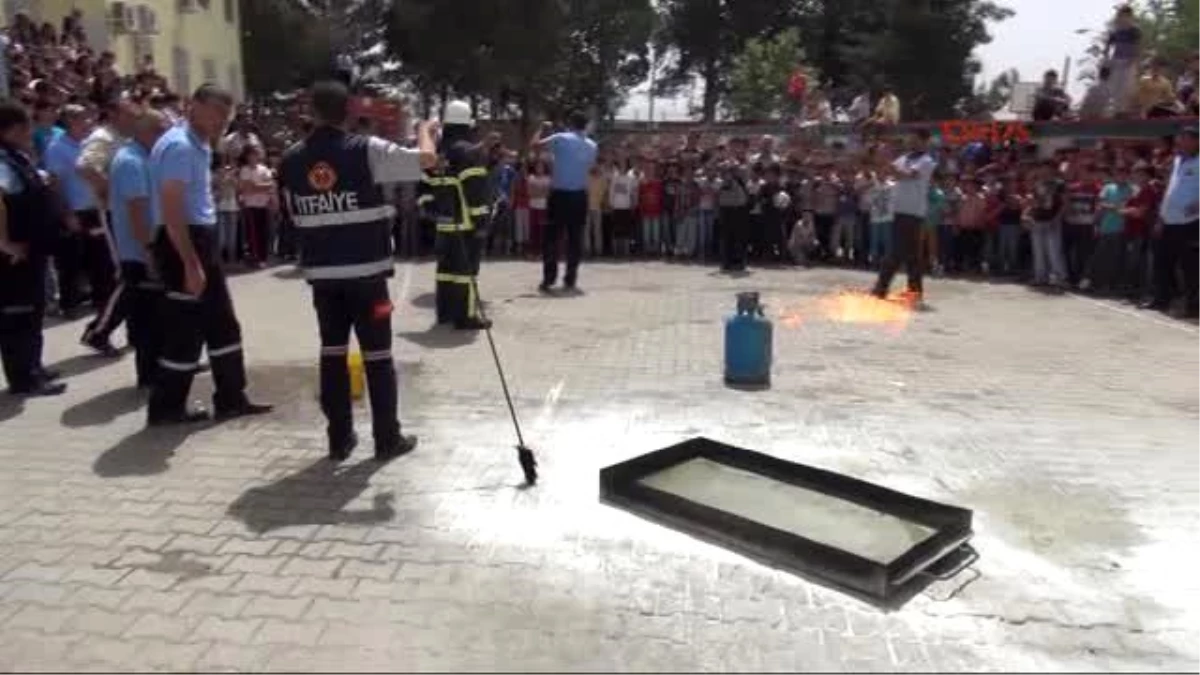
[149, 123, 216, 230]
[1098, 182, 1133, 234]
[1160, 153, 1200, 225]
[108, 141, 153, 263]
[0, 160, 25, 195]
[0, 151, 50, 195]
[547, 131, 597, 192]
[44, 134, 96, 211]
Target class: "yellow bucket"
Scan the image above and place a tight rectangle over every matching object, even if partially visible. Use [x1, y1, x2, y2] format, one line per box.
[347, 350, 365, 401]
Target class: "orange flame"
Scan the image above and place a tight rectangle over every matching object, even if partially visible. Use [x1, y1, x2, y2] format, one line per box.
[777, 290, 917, 334]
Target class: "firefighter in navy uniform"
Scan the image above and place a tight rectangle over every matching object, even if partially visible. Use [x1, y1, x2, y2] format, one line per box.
[280, 80, 439, 462]
[0, 100, 66, 397]
[425, 100, 492, 330]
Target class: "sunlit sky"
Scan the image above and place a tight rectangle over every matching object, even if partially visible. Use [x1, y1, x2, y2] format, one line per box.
[619, 0, 1118, 120]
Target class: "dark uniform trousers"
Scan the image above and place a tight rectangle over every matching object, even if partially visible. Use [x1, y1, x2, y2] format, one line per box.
[435, 227, 481, 325]
[312, 278, 400, 446]
[543, 189, 587, 287]
[1153, 220, 1200, 311]
[148, 226, 248, 418]
[120, 261, 164, 386]
[57, 209, 117, 311]
[874, 213, 925, 296]
[0, 254, 48, 391]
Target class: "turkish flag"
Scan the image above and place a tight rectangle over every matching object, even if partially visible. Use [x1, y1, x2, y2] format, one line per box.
[787, 71, 807, 100]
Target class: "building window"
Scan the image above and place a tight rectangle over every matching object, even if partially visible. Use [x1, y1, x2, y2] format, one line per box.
[202, 58, 217, 85]
[172, 47, 190, 96]
[223, 0, 234, 23]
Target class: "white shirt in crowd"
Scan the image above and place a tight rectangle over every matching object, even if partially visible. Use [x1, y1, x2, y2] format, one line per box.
[869, 178, 896, 224]
[77, 124, 122, 203]
[239, 163, 275, 209]
[848, 94, 872, 123]
[607, 169, 638, 210]
[216, 167, 239, 212]
[527, 174, 551, 210]
[221, 131, 263, 161]
[890, 151, 936, 217]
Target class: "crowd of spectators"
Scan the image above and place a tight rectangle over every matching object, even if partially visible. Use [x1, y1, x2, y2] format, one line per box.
[449, 126, 1197, 318]
[2, 9, 1196, 320]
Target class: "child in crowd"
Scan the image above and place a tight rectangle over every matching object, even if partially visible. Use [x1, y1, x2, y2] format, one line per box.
[527, 160, 551, 257]
[638, 161, 664, 257]
[922, 177, 946, 275]
[238, 145, 275, 266]
[512, 162, 530, 256]
[956, 179, 989, 273]
[696, 166, 717, 262]
[586, 164, 607, 257]
[867, 165, 895, 267]
[216, 159, 241, 264]
[608, 159, 638, 257]
[673, 164, 701, 258]
[1082, 164, 1133, 294]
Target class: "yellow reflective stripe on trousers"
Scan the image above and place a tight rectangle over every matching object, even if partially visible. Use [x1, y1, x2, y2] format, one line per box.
[436, 221, 474, 233]
[435, 273, 473, 283]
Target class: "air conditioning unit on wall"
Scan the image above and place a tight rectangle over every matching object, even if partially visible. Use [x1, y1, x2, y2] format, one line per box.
[136, 5, 159, 35]
[178, 0, 202, 13]
[108, 2, 137, 34]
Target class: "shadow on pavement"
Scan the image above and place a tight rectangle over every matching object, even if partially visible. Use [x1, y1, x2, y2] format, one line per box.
[226, 458, 393, 534]
[397, 325, 479, 349]
[271, 266, 306, 280]
[93, 422, 210, 478]
[61, 386, 144, 428]
[0, 394, 25, 423]
[45, 352, 126, 379]
[410, 292, 435, 309]
[410, 292, 493, 310]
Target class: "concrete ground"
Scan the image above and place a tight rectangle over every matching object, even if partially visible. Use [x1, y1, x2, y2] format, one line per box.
[0, 260, 1196, 672]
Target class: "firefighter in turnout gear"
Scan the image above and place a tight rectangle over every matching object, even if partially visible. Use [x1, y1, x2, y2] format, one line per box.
[280, 80, 439, 462]
[426, 100, 492, 330]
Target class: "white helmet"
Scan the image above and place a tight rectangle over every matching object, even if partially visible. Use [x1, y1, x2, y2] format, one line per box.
[443, 99, 474, 127]
[773, 190, 792, 210]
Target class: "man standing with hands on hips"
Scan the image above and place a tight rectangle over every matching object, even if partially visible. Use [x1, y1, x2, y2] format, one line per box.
[280, 80, 438, 462]
[873, 129, 936, 304]
[529, 112, 597, 294]
[147, 84, 273, 426]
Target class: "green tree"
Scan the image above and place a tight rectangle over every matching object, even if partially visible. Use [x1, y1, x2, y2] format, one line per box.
[823, 0, 1013, 120]
[384, 0, 653, 127]
[654, 0, 798, 122]
[724, 29, 809, 121]
[956, 67, 1020, 118]
[240, 0, 337, 96]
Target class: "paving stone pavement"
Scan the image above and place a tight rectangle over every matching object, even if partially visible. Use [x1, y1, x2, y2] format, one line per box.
[0, 260, 1197, 672]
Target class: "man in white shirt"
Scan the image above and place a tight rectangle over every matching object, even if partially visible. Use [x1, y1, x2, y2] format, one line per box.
[77, 95, 140, 355]
[220, 115, 263, 163]
[873, 129, 936, 302]
[848, 91, 872, 126]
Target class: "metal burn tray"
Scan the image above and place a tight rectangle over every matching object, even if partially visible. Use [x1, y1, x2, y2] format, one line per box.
[599, 437, 977, 609]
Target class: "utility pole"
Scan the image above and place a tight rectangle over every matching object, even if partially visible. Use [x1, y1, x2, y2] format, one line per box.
[647, 46, 658, 128]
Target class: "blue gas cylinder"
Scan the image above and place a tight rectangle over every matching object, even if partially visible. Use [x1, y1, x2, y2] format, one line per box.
[724, 292, 773, 386]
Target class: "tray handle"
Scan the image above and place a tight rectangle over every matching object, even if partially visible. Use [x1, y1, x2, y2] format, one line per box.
[919, 543, 978, 581]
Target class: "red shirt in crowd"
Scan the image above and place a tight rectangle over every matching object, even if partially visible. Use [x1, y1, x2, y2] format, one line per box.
[513, 175, 530, 210]
[1124, 180, 1163, 238]
[639, 178, 664, 218]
